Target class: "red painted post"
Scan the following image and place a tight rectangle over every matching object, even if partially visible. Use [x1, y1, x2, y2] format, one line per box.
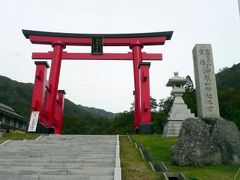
[31, 61, 49, 125]
[45, 42, 65, 128]
[138, 62, 153, 134]
[130, 41, 143, 132]
[54, 90, 65, 134]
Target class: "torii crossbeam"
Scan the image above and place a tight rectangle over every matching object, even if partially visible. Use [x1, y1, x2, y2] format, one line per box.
[23, 29, 173, 134]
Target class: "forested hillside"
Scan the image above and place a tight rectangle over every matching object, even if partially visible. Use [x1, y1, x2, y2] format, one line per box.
[0, 76, 32, 117]
[0, 75, 114, 120]
[216, 63, 240, 90]
[216, 63, 240, 128]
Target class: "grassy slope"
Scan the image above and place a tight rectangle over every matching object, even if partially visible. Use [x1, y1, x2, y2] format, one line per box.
[0, 132, 41, 144]
[120, 135, 159, 180]
[133, 135, 240, 180]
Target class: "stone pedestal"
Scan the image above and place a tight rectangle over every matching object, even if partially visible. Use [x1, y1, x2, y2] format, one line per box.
[172, 118, 240, 166]
[163, 72, 195, 137]
[139, 123, 153, 134]
[163, 96, 195, 137]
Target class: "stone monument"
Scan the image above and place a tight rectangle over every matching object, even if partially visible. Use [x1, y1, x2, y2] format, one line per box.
[192, 44, 220, 119]
[163, 72, 195, 137]
[171, 44, 240, 166]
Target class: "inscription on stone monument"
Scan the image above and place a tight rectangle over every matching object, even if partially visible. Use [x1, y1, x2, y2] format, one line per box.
[192, 44, 220, 119]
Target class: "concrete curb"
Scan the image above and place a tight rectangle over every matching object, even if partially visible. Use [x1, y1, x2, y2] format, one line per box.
[35, 135, 43, 141]
[114, 134, 121, 180]
[0, 140, 11, 145]
[127, 135, 187, 179]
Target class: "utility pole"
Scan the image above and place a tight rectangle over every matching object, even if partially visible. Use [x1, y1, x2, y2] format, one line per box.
[239, 0, 240, 16]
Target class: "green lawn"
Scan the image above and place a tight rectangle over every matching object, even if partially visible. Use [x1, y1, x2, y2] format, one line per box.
[133, 135, 240, 180]
[0, 132, 41, 144]
[120, 135, 160, 180]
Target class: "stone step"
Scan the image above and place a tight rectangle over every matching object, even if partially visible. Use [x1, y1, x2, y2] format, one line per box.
[0, 162, 114, 168]
[0, 155, 115, 159]
[2, 146, 115, 152]
[0, 156, 115, 164]
[4, 142, 116, 147]
[0, 167, 113, 175]
[4, 142, 116, 146]
[0, 148, 115, 152]
[0, 175, 113, 180]
[0, 154, 115, 159]
[0, 150, 115, 154]
[0, 162, 114, 167]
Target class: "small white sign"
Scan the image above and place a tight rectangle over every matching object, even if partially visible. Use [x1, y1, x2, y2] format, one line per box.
[28, 111, 39, 132]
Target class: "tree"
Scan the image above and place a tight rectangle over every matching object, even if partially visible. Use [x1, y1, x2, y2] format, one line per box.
[129, 96, 158, 112]
[181, 75, 197, 116]
[129, 102, 134, 112]
[150, 96, 158, 112]
[158, 96, 173, 115]
[182, 90, 197, 116]
[184, 75, 194, 92]
[218, 89, 240, 130]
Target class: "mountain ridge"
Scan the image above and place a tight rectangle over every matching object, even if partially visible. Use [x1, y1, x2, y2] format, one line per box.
[0, 75, 114, 119]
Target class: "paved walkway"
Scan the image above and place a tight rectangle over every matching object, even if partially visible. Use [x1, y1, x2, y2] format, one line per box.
[0, 135, 120, 180]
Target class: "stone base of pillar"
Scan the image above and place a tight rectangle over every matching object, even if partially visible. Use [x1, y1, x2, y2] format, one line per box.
[139, 123, 153, 134]
[36, 123, 54, 134]
[163, 121, 183, 137]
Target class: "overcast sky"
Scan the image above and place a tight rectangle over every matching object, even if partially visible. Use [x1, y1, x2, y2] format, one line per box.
[0, 0, 239, 113]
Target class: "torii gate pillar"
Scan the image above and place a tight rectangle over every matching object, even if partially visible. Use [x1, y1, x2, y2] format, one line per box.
[45, 43, 65, 128]
[138, 62, 153, 134]
[54, 90, 65, 134]
[31, 61, 49, 125]
[130, 41, 143, 131]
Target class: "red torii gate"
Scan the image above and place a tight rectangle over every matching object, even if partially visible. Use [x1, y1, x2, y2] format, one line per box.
[23, 29, 173, 134]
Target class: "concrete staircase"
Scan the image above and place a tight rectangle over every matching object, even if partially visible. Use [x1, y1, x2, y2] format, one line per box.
[0, 135, 119, 180]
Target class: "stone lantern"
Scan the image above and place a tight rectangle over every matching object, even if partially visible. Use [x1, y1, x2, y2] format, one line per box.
[163, 72, 195, 137]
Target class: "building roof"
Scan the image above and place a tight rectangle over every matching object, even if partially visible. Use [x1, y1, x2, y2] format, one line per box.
[0, 103, 26, 122]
